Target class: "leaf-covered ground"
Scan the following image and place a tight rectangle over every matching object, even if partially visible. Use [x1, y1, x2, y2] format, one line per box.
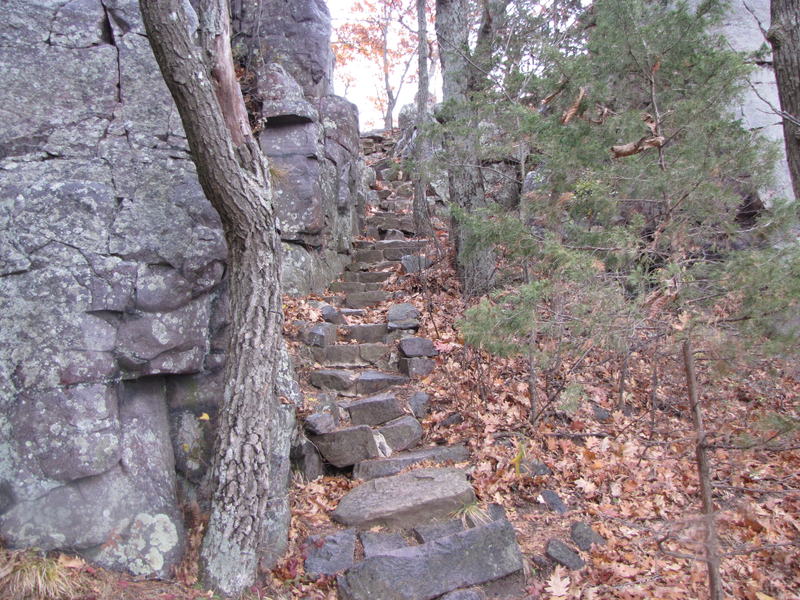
[3, 236, 798, 600]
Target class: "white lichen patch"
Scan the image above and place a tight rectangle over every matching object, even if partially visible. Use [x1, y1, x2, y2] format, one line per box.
[93, 513, 178, 576]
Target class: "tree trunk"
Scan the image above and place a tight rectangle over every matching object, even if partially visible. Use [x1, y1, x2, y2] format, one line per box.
[436, 0, 493, 296]
[683, 339, 724, 600]
[414, 0, 433, 237]
[768, 0, 800, 201]
[138, 0, 284, 595]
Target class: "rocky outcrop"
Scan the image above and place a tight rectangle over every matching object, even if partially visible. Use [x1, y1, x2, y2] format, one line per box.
[717, 0, 794, 202]
[0, 0, 353, 577]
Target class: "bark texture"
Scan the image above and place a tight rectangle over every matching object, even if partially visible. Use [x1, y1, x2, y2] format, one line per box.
[138, 0, 284, 594]
[435, 0, 498, 296]
[413, 0, 433, 237]
[768, 0, 800, 200]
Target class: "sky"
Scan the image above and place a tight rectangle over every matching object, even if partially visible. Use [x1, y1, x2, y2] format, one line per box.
[326, 0, 435, 131]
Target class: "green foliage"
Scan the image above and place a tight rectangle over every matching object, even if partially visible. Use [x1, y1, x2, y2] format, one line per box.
[443, 0, 796, 414]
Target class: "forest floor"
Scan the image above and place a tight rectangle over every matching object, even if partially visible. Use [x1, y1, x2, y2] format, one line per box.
[2, 226, 799, 600]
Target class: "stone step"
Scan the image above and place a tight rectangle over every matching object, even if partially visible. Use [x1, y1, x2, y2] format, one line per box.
[312, 345, 368, 368]
[310, 368, 408, 396]
[329, 281, 384, 293]
[353, 444, 470, 481]
[342, 270, 394, 284]
[344, 291, 392, 309]
[365, 213, 416, 234]
[331, 467, 475, 529]
[337, 518, 524, 600]
[340, 323, 388, 344]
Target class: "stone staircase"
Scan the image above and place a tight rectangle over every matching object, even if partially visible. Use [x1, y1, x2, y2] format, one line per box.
[295, 151, 465, 481]
[289, 139, 605, 599]
[286, 147, 528, 598]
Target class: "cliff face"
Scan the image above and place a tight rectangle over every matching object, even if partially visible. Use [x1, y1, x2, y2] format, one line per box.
[0, 0, 360, 577]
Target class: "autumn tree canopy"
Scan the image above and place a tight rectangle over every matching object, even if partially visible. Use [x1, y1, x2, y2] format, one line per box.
[334, 0, 435, 129]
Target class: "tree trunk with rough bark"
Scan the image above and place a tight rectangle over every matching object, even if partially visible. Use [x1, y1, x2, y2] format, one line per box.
[138, 0, 284, 595]
[768, 0, 800, 201]
[435, 0, 492, 295]
[413, 0, 433, 237]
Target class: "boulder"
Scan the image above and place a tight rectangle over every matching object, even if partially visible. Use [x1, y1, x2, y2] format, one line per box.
[387, 303, 420, 322]
[332, 468, 475, 529]
[399, 357, 435, 378]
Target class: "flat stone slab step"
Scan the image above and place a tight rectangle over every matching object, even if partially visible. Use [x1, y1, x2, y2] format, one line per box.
[340, 323, 388, 344]
[310, 369, 408, 395]
[342, 270, 394, 284]
[332, 467, 475, 529]
[353, 444, 470, 481]
[345, 291, 392, 309]
[336, 518, 524, 600]
[344, 392, 405, 426]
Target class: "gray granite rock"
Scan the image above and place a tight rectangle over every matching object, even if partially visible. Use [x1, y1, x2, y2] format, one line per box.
[545, 539, 585, 570]
[356, 371, 408, 395]
[332, 468, 475, 529]
[302, 323, 338, 348]
[321, 304, 347, 325]
[541, 490, 568, 514]
[291, 436, 325, 482]
[337, 518, 524, 600]
[358, 531, 408, 557]
[399, 357, 436, 378]
[412, 519, 464, 544]
[408, 392, 431, 419]
[341, 323, 388, 344]
[304, 412, 336, 435]
[570, 521, 607, 552]
[398, 337, 439, 357]
[353, 445, 470, 481]
[377, 416, 423, 452]
[440, 590, 488, 600]
[346, 392, 404, 426]
[311, 369, 357, 392]
[310, 425, 379, 468]
[304, 529, 356, 578]
[0, 379, 185, 577]
[387, 303, 420, 322]
[401, 255, 433, 273]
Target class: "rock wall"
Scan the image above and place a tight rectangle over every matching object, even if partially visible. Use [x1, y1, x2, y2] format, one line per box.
[0, 0, 359, 577]
[709, 0, 794, 202]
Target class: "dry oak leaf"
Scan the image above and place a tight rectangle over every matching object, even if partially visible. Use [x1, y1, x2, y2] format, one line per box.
[546, 566, 571, 597]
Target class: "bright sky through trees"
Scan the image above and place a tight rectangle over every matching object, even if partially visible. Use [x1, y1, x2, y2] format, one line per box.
[328, 0, 439, 130]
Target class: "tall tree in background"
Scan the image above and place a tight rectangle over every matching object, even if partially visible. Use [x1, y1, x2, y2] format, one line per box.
[413, 0, 434, 236]
[435, 0, 509, 295]
[139, 0, 284, 595]
[334, 0, 420, 129]
[768, 0, 800, 200]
